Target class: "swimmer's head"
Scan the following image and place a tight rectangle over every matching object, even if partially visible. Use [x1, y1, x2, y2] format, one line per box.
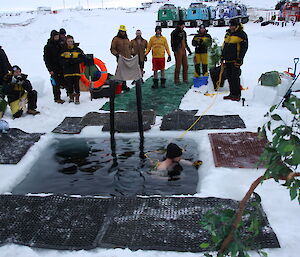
[166, 143, 183, 161]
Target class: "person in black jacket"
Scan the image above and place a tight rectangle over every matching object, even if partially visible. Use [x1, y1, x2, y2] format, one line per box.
[171, 21, 192, 84]
[43, 30, 65, 104]
[60, 35, 85, 104]
[221, 19, 248, 101]
[59, 28, 67, 48]
[192, 24, 212, 77]
[0, 46, 12, 86]
[3, 65, 39, 118]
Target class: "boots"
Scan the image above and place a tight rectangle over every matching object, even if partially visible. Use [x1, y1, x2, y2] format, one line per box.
[74, 93, 80, 105]
[27, 109, 40, 115]
[152, 78, 159, 89]
[55, 99, 65, 104]
[160, 78, 166, 88]
[122, 81, 130, 92]
[69, 93, 75, 103]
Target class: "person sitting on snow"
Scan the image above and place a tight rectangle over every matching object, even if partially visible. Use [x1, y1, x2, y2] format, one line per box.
[149, 143, 202, 177]
[3, 65, 40, 118]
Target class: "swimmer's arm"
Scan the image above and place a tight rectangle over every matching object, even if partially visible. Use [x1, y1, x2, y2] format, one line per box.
[179, 159, 194, 166]
[179, 159, 203, 168]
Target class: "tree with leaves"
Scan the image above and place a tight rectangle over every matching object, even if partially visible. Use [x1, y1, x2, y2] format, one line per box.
[200, 95, 300, 257]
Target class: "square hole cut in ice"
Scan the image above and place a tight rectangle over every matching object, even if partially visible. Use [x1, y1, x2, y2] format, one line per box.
[12, 137, 199, 196]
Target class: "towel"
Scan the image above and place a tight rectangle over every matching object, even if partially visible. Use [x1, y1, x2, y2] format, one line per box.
[114, 55, 142, 81]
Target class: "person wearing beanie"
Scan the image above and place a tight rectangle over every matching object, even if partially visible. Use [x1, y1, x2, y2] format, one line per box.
[110, 25, 131, 92]
[2, 65, 40, 118]
[171, 20, 192, 84]
[150, 143, 202, 175]
[145, 25, 171, 89]
[130, 29, 148, 82]
[59, 28, 67, 46]
[43, 30, 65, 104]
[192, 24, 212, 77]
[221, 18, 248, 101]
[60, 35, 85, 104]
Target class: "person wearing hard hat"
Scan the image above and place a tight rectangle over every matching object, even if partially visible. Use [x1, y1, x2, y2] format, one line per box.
[110, 25, 131, 91]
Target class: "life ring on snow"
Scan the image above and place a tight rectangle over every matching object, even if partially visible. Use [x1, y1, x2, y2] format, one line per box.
[80, 58, 108, 88]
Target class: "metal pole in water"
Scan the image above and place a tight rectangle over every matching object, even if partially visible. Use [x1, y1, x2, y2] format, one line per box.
[109, 80, 116, 154]
[135, 79, 144, 140]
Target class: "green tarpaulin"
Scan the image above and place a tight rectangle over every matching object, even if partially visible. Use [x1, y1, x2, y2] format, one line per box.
[101, 49, 220, 116]
[101, 56, 195, 116]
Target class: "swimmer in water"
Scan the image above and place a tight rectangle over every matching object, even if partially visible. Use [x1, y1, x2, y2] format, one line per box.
[149, 143, 202, 177]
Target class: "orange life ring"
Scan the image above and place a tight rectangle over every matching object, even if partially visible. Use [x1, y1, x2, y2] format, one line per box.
[80, 58, 108, 88]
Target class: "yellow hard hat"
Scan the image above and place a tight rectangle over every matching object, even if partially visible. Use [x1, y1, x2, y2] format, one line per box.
[119, 25, 127, 31]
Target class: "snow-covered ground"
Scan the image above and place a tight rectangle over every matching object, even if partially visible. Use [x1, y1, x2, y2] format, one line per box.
[0, 0, 300, 256]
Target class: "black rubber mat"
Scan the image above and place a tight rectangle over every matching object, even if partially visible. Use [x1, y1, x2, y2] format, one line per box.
[81, 110, 156, 127]
[102, 120, 152, 132]
[52, 117, 85, 134]
[160, 110, 246, 130]
[0, 195, 109, 250]
[0, 128, 43, 164]
[52, 111, 156, 134]
[100, 196, 280, 252]
[0, 195, 280, 252]
[79, 112, 108, 126]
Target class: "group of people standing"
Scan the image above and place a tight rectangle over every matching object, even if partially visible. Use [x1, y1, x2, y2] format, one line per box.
[0, 18, 248, 119]
[111, 18, 248, 102]
[43, 28, 85, 105]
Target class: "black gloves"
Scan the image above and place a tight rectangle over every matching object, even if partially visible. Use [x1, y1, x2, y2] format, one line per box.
[167, 56, 171, 62]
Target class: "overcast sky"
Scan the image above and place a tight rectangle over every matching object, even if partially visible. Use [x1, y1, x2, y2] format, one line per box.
[0, 0, 147, 12]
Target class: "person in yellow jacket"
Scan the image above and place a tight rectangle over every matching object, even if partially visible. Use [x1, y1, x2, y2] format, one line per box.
[145, 26, 171, 89]
[192, 24, 212, 77]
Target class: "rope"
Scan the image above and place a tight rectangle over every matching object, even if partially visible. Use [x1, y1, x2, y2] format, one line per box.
[177, 93, 218, 139]
[177, 63, 225, 139]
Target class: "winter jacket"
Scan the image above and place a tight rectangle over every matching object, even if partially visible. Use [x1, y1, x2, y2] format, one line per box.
[2, 73, 33, 103]
[110, 35, 131, 59]
[170, 27, 191, 53]
[60, 46, 85, 77]
[192, 32, 212, 54]
[0, 47, 12, 85]
[43, 39, 62, 73]
[221, 24, 248, 64]
[145, 35, 171, 58]
[130, 37, 148, 63]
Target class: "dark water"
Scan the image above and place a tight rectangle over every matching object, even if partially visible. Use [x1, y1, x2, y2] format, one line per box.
[12, 137, 199, 196]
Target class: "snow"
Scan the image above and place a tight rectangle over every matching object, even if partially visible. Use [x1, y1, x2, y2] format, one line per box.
[0, 0, 146, 12]
[0, 0, 300, 256]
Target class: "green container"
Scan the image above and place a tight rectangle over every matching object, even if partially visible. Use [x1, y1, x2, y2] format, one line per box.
[259, 71, 281, 87]
[158, 4, 179, 21]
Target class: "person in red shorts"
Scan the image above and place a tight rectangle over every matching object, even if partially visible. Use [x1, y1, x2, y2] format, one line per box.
[145, 26, 171, 89]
